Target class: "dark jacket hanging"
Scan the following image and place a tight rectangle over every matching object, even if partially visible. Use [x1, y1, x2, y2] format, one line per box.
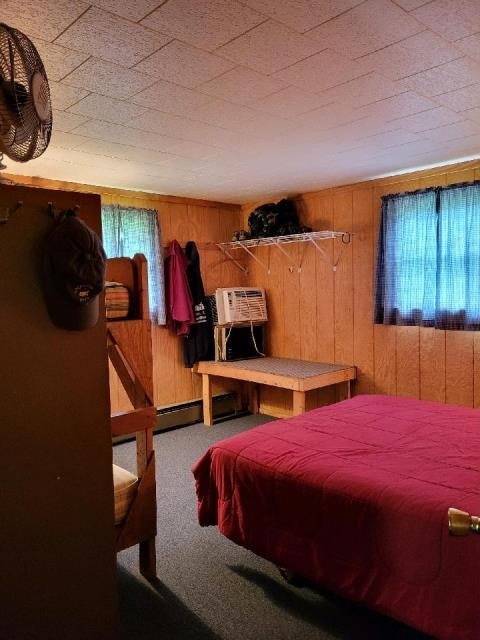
[183, 241, 213, 366]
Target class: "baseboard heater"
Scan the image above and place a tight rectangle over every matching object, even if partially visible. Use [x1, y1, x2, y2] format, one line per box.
[113, 392, 242, 444]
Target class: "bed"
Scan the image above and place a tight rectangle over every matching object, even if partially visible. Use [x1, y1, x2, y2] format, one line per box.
[192, 394, 480, 639]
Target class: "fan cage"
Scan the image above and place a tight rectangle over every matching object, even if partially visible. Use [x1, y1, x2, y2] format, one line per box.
[0, 23, 52, 163]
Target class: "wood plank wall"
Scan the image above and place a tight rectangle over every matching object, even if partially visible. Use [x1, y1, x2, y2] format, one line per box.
[241, 159, 480, 417]
[7, 174, 246, 412]
[10, 157, 480, 418]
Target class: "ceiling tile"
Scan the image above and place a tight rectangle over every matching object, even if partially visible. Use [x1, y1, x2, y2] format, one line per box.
[293, 102, 363, 131]
[357, 91, 437, 120]
[48, 130, 91, 149]
[62, 58, 156, 99]
[317, 72, 406, 108]
[129, 109, 253, 149]
[67, 93, 149, 125]
[229, 113, 310, 138]
[55, 7, 170, 67]
[360, 30, 462, 80]
[434, 84, 480, 112]
[134, 40, 235, 88]
[157, 156, 218, 173]
[408, 137, 480, 163]
[31, 38, 90, 82]
[463, 106, 480, 124]
[391, 0, 432, 9]
[272, 49, 373, 92]
[320, 117, 400, 143]
[421, 119, 480, 143]
[75, 139, 177, 164]
[53, 110, 90, 132]
[131, 80, 213, 116]
[72, 119, 219, 158]
[182, 99, 259, 128]
[198, 67, 287, 105]
[124, 109, 190, 137]
[141, 0, 265, 51]
[411, 0, 480, 42]
[0, 0, 89, 41]
[388, 107, 464, 132]
[240, 0, 364, 33]
[89, 0, 163, 21]
[49, 82, 90, 110]
[250, 86, 333, 118]
[400, 57, 480, 97]
[307, 0, 422, 59]
[175, 124, 256, 150]
[455, 33, 480, 64]
[216, 20, 322, 75]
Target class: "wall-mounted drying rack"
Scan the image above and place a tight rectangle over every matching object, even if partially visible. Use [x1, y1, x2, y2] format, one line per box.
[216, 230, 352, 274]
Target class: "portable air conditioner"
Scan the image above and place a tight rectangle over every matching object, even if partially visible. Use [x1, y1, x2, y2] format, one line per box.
[215, 287, 267, 324]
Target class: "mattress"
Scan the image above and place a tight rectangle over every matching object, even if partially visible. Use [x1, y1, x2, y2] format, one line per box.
[192, 394, 480, 640]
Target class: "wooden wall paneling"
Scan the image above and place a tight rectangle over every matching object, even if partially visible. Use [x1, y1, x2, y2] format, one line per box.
[445, 331, 474, 406]
[109, 361, 134, 412]
[261, 247, 289, 415]
[152, 326, 176, 408]
[283, 245, 302, 358]
[311, 194, 336, 407]
[395, 326, 420, 398]
[373, 325, 397, 395]
[299, 237, 318, 362]
[333, 190, 354, 402]
[313, 194, 335, 363]
[419, 328, 446, 403]
[11, 161, 480, 413]
[352, 187, 375, 395]
[420, 172, 447, 189]
[445, 167, 476, 185]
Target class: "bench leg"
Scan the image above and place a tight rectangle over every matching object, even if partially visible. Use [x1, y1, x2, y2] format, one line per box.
[248, 382, 259, 414]
[292, 390, 306, 415]
[202, 374, 213, 426]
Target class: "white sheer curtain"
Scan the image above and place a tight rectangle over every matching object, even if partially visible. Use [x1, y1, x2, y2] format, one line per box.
[101, 204, 166, 325]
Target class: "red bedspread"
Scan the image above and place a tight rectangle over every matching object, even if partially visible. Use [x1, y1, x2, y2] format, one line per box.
[192, 395, 480, 640]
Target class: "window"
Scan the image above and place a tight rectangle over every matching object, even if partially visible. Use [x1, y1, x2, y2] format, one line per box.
[101, 204, 166, 325]
[375, 182, 480, 331]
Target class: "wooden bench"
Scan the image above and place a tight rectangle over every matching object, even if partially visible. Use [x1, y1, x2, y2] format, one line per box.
[193, 357, 356, 426]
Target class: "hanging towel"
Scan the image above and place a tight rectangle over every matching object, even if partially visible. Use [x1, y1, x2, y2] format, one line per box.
[164, 239, 194, 336]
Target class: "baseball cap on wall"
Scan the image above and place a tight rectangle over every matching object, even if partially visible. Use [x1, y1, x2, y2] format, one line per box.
[42, 208, 106, 331]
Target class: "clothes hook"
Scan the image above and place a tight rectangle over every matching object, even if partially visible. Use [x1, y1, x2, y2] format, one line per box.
[0, 200, 23, 224]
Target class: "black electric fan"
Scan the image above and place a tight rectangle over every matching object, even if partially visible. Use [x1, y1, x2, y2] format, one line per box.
[0, 22, 52, 169]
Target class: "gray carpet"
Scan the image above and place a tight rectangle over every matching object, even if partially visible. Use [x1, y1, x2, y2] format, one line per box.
[114, 414, 430, 640]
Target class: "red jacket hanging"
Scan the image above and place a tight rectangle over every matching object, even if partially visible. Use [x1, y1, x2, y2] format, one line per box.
[164, 239, 194, 335]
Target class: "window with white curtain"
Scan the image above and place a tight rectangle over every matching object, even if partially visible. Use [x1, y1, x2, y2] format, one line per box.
[101, 204, 166, 325]
[374, 182, 480, 331]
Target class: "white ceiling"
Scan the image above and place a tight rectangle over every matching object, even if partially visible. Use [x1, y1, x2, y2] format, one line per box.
[2, 0, 480, 204]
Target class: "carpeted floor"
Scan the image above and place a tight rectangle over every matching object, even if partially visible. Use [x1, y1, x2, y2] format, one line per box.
[114, 414, 431, 640]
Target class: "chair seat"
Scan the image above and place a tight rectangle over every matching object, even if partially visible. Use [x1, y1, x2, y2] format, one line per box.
[113, 464, 138, 525]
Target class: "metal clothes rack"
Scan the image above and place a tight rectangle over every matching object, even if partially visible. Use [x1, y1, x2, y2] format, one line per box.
[216, 230, 352, 274]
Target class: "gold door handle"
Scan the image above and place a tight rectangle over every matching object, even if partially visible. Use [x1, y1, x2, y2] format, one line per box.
[448, 508, 480, 535]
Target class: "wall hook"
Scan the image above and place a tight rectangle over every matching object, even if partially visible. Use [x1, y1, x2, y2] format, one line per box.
[48, 202, 81, 220]
[0, 200, 23, 224]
